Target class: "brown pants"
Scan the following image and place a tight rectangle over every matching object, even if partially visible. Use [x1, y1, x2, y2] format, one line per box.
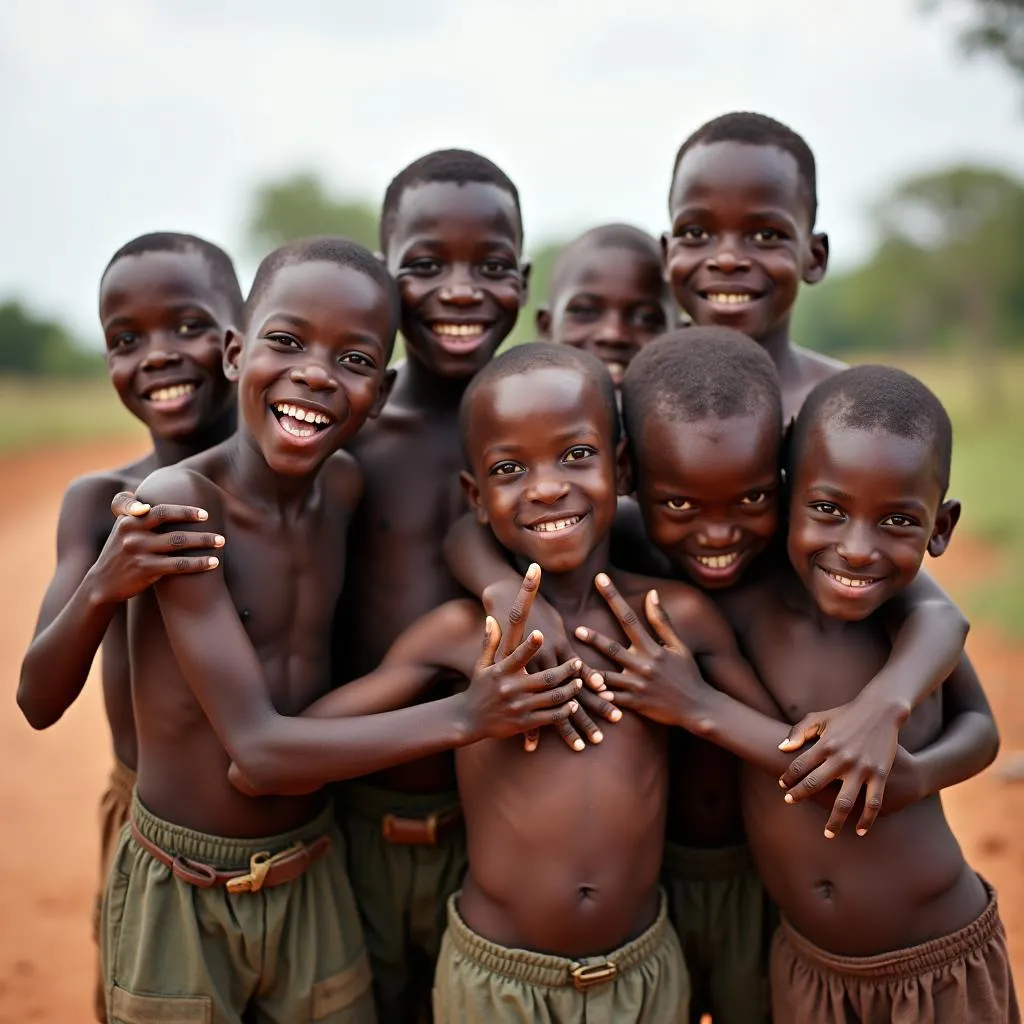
[770, 880, 1020, 1023]
[92, 756, 136, 1023]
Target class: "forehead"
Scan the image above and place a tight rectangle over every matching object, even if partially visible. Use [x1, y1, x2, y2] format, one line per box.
[795, 422, 942, 505]
[389, 181, 521, 252]
[100, 249, 221, 319]
[670, 141, 808, 222]
[249, 261, 392, 342]
[468, 366, 611, 455]
[641, 412, 779, 493]
[556, 245, 664, 301]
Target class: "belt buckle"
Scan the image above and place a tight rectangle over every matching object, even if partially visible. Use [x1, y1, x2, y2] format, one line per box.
[225, 841, 304, 894]
[381, 813, 438, 846]
[571, 961, 617, 991]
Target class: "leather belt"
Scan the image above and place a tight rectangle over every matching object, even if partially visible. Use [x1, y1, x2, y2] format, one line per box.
[381, 805, 463, 846]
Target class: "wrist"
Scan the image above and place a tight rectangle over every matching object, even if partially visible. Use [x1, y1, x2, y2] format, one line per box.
[680, 682, 719, 738]
[83, 564, 120, 613]
[450, 693, 481, 746]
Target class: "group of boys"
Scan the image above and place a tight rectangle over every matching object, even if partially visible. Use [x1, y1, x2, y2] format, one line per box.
[17, 111, 1019, 1024]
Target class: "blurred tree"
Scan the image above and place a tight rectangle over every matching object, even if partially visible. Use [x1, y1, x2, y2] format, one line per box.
[925, 0, 1024, 82]
[501, 239, 564, 351]
[244, 172, 379, 257]
[0, 301, 103, 377]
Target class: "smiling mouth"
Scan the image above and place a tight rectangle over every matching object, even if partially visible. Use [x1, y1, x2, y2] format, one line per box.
[694, 551, 741, 570]
[698, 291, 762, 308]
[145, 382, 197, 405]
[270, 401, 335, 439]
[819, 567, 883, 589]
[428, 321, 492, 355]
[528, 514, 584, 534]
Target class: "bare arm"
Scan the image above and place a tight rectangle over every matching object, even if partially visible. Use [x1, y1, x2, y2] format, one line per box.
[17, 477, 217, 729]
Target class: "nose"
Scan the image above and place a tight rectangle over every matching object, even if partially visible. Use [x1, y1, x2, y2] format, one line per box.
[438, 266, 484, 306]
[140, 340, 183, 370]
[593, 312, 631, 348]
[289, 361, 339, 393]
[524, 467, 571, 505]
[696, 520, 740, 549]
[707, 237, 750, 275]
[836, 523, 877, 568]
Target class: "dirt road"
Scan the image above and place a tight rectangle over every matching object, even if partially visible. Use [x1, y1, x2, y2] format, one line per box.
[0, 440, 1020, 1021]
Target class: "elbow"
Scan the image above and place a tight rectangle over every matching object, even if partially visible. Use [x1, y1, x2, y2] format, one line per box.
[984, 721, 1001, 771]
[16, 672, 61, 731]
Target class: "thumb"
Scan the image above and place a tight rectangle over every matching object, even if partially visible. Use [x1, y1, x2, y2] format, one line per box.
[645, 590, 688, 654]
[111, 491, 149, 518]
[477, 615, 501, 671]
[779, 713, 824, 751]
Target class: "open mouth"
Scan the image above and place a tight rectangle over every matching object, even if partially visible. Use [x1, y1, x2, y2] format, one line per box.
[143, 381, 198, 409]
[818, 566, 883, 590]
[526, 514, 585, 535]
[428, 321, 491, 355]
[693, 551, 741, 570]
[698, 290, 763, 310]
[603, 360, 626, 385]
[270, 401, 335, 440]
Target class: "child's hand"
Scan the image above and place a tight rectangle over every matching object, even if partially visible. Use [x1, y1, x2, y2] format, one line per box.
[573, 575, 707, 729]
[463, 585, 584, 744]
[777, 697, 905, 838]
[93, 490, 223, 604]
[484, 566, 614, 752]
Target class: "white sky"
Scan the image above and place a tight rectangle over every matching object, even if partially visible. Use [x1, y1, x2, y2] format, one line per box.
[2, 0, 1022, 342]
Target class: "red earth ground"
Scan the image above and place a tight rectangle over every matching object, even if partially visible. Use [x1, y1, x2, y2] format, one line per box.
[0, 438, 1021, 1021]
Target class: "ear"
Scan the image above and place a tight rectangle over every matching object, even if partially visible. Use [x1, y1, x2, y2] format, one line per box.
[460, 470, 488, 525]
[927, 499, 961, 558]
[519, 260, 532, 307]
[804, 231, 829, 285]
[535, 305, 552, 338]
[369, 367, 397, 419]
[223, 328, 243, 382]
[615, 437, 634, 497]
[660, 232, 671, 281]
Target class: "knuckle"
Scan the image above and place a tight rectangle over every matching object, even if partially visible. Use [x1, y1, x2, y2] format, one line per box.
[169, 533, 186, 548]
[866, 796, 883, 811]
[543, 670, 557, 688]
[802, 775, 820, 792]
[606, 641, 622, 658]
[832, 797, 854, 813]
[507, 605, 524, 624]
[173, 558, 191, 572]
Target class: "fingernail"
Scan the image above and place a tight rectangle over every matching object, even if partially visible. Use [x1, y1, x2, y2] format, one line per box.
[778, 740, 789, 750]
[784, 793, 794, 804]
[573, 739, 585, 751]
[529, 630, 543, 642]
[824, 829, 835, 840]
[591, 673, 604, 688]
[526, 563, 540, 579]
[595, 573, 611, 587]
[197, 509, 209, 521]
[208, 557, 220, 568]
[569, 700, 579, 713]
[572, 659, 582, 670]
[575, 627, 589, 640]
[214, 535, 225, 547]
[573, 678, 582, 690]
[610, 709, 622, 721]
[778, 778, 786, 788]
[592, 731, 603, 743]
[604, 691, 616, 702]
[128, 501, 149, 515]
[649, 589, 660, 605]
[485, 615, 496, 633]
[856, 828, 867, 837]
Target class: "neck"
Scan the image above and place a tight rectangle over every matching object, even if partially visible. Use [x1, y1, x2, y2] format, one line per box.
[755, 316, 797, 372]
[226, 426, 320, 519]
[151, 403, 237, 468]
[391, 353, 473, 413]
[514, 538, 613, 617]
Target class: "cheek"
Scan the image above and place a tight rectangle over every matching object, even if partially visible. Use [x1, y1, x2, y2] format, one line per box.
[487, 280, 525, 313]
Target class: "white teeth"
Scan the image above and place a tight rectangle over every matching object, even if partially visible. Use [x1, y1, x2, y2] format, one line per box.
[279, 417, 316, 438]
[530, 516, 582, 534]
[147, 383, 196, 402]
[272, 402, 333, 428]
[706, 293, 754, 306]
[433, 323, 485, 337]
[696, 552, 740, 569]
[824, 570, 876, 589]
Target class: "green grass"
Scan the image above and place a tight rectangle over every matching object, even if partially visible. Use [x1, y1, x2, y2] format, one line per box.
[854, 354, 1024, 635]
[0, 377, 145, 454]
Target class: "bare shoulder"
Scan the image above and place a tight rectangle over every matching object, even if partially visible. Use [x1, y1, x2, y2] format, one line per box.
[321, 449, 365, 512]
[58, 466, 141, 540]
[135, 462, 219, 511]
[385, 596, 485, 675]
[794, 345, 848, 382]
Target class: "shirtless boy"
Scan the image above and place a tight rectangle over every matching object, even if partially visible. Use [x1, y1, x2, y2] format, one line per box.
[663, 111, 846, 422]
[334, 148, 530, 1022]
[17, 232, 242, 1022]
[720, 365, 1016, 1022]
[536, 223, 676, 387]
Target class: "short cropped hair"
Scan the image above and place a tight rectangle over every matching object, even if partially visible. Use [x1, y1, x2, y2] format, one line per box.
[379, 149, 523, 253]
[621, 327, 782, 459]
[549, 223, 665, 300]
[789, 365, 953, 496]
[102, 232, 244, 321]
[671, 112, 818, 227]
[245, 236, 400, 352]
[460, 342, 620, 461]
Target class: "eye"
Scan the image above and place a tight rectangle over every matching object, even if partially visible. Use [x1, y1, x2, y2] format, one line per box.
[677, 225, 708, 242]
[882, 513, 919, 528]
[740, 491, 768, 506]
[404, 257, 441, 275]
[481, 259, 514, 276]
[666, 498, 694, 512]
[108, 331, 137, 352]
[339, 352, 377, 369]
[490, 460, 524, 476]
[751, 228, 787, 243]
[632, 308, 667, 330]
[565, 303, 599, 321]
[563, 445, 596, 462]
[266, 331, 301, 349]
[175, 318, 211, 337]
[810, 501, 844, 518]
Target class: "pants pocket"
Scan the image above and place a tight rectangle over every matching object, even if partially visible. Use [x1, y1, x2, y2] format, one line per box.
[310, 951, 374, 1021]
[110, 985, 212, 1024]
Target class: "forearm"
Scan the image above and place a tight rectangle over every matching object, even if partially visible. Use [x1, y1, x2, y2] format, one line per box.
[444, 513, 515, 597]
[301, 665, 436, 719]
[234, 694, 474, 794]
[912, 711, 1000, 799]
[17, 570, 118, 729]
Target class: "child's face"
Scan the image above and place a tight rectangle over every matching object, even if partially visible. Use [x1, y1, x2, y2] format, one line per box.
[227, 261, 393, 477]
[463, 367, 623, 574]
[386, 181, 526, 379]
[635, 410, 780, 589]
[101, 249, 236, 441]
[787, 422, 958, 621]
[539, 246, 673, 388]
[664, 142, 827, 343]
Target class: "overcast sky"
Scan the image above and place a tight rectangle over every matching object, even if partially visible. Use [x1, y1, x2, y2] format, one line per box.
[2, 0, 1022, 341]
